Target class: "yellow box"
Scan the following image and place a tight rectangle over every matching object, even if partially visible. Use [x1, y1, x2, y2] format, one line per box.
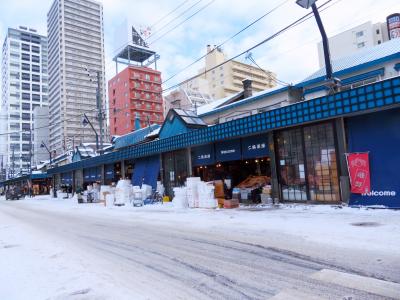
[163, 196, 171, 202]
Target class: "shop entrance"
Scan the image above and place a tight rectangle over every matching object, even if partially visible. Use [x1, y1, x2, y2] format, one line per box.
[163, 149, 189, 197]
[275, 122, 340, 202]
[192, 135, 272, 204]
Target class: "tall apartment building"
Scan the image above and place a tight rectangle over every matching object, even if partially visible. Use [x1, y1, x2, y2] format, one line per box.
[184, 46, 276, 99]
[1, 26, 48, 178]
[47, 0, 106, 154]
[108, 65, 163, 136]
[317, 14, 400, 67]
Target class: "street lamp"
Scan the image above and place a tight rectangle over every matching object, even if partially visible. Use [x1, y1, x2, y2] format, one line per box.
[83, 66, 104, 150]
[296, 0, 340, 89]
[82, 113, 99, 151]
[40, 141, 56, 198]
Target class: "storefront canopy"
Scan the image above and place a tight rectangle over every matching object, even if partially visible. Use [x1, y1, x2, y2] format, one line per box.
[192, 144, 215, 166]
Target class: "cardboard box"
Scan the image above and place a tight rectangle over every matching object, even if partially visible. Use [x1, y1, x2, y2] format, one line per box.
[224, 199, 239, 209]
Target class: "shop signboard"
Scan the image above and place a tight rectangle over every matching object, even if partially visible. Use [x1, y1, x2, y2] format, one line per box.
[241, 134, 269, 159]
[215, 139, 241, 162]
[192, 144, 215, 166]
[346, 152, 371, 194]
[105, 164, 114, 180]
[83, 169, 91, 182]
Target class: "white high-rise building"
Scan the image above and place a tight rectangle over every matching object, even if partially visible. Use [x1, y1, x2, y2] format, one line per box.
[47, 0, 106, 154]
[1, 26, 48, 178]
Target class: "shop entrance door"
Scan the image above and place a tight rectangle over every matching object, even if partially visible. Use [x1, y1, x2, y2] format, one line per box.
[276, 128, 308, 201]
[163, 150, 189, 197]
[275, 122, 340, 202]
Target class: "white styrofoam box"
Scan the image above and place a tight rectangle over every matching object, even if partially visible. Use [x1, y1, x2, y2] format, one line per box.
[105, 194, 115, 207]
[173, 187, 188, 209]
[100, 185, 112, 201]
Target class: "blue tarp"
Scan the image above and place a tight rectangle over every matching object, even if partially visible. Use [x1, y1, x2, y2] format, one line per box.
[241, 134, 269, 159]
[131, 155, 160, 189]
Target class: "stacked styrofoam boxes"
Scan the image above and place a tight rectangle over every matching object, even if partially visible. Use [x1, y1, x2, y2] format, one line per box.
[172, 187, 188, 209]
[198, 181, 217, 209]
[115, 179, 132, 205]
[186, 177, 201, 208]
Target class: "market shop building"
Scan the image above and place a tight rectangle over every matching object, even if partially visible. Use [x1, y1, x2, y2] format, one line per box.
[6, 39, 400, 208]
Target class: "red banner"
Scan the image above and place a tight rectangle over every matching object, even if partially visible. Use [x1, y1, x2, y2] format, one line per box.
[346, 153, 371, 194]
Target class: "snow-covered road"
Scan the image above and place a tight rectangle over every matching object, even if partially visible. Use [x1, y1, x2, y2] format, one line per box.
[1, 197, 400, 299]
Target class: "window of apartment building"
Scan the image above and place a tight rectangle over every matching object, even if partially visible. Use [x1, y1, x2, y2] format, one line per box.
[357, 42, 365, 48]
[22, 83, 30, 91]
[124, 92, 128, 97]
[32, 84, 40, 92]
[32, 94, 40, 102]
[22, 73, 30, 81]
[22, 113, 31, 121]
[135, 82, 140, 88]
[22, 93, 30, 100]
[22, 144, 31, 151]
[355, 31, 364, 38]
[146, 103, 151, 109]
[156, 104, 160, 111]
[32, 104, 40, 110]
[21, 53, 30, 61]
[42, 86, 47, 93]
[32, 65, 40, 72]
[31, 46, 40, 53]
[22, 103, 30, 111]
[117, 77, 120, 82]
[21, 43, 30, 51]
[145, 93, 150, 99]
[145, 74, 150, 81]
[154, 76, 160, 82]
[32, 74, 40, 82]
[31, 55, 40, 63]
[22, 123, 31, 130]
[22, 63, 30, 71]
[124, 81, 127, 87]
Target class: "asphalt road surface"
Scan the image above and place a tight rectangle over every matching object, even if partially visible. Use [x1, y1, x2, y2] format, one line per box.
[1, 201, 399, 300]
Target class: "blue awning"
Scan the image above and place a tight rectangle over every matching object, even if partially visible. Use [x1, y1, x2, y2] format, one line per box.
[241, 134, 269, 159]
[215, 139, 241, 162]
[61, 172, 73, 184]
[105, 164, 114, 180]
[192, 144, 215, 166]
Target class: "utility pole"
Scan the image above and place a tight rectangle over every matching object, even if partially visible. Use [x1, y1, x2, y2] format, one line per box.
[11, 146, 15, 179]
[29, 128, 33, 197]
[84, 66, 104, 152]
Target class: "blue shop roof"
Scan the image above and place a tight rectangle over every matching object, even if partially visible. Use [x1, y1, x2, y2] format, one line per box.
[113, 124, 161, 150]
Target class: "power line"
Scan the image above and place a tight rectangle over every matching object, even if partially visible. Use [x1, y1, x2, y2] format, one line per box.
[161, 0, 335, 93]
[150, 0, 191, 29]
[162, 0, 290, 85]
[147, 0, 204, 41]
[148, 0, 216, 45]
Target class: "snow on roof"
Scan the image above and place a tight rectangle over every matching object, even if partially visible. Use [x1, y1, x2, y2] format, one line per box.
[144, 127, 161, 139]
[300, 38, 400, 86]
[198, 85, 287, 117]
[196, 92, 242, 115]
